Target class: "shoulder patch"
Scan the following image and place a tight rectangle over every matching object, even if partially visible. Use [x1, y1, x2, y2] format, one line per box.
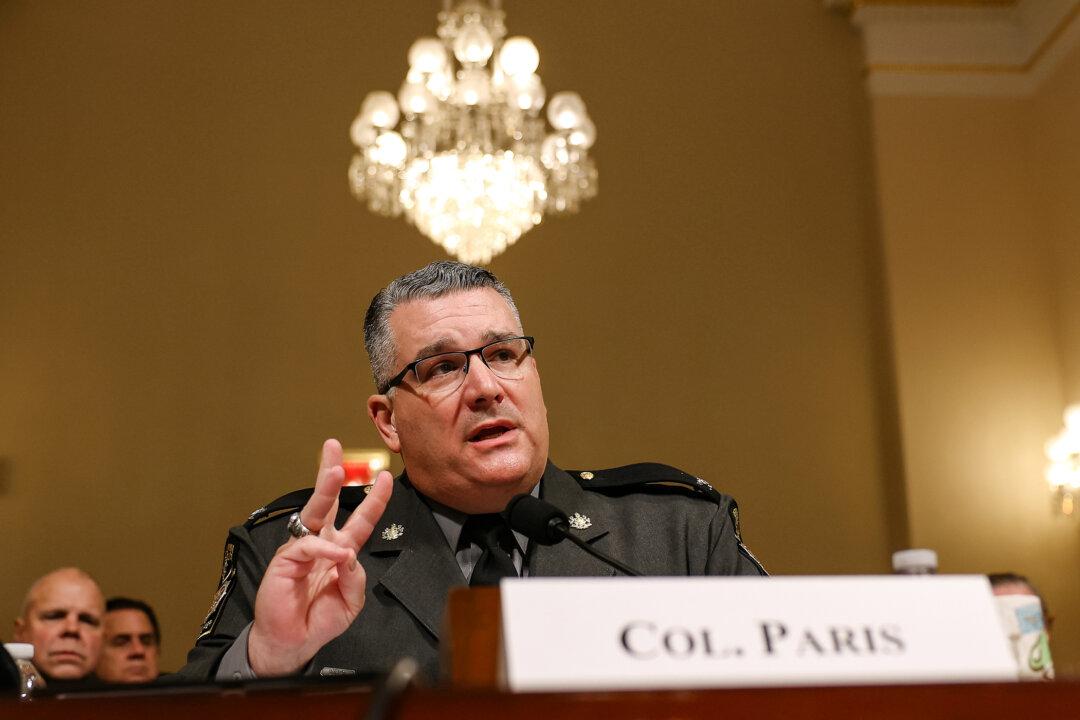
[566, 463, 724, 504]
[729, 501, 742, 541]
[196, 541, 236, 641]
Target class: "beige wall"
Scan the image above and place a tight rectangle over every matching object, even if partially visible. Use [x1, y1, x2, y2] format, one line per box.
[871, 40, 1080, 672]
[1034, 42, 1080, 403]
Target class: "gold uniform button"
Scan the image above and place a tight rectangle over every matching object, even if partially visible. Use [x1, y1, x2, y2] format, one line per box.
[579, 471, 594, 480]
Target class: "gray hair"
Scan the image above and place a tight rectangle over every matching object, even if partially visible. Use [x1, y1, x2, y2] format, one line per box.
[363, 261, 521, 391]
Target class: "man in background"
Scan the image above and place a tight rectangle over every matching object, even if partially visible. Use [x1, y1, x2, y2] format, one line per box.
[96, 597, 161, 683]
[989, 571, 1053, 634]
[989, 571, 1054, 680]
[12, 567, 104, 688]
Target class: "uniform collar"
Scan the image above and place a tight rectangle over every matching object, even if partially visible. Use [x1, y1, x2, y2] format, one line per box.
[424, 483, 538, 555]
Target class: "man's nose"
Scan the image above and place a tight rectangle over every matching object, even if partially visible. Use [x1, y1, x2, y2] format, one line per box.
[461, 353, 503, 404]
[60, 615, 81, 637]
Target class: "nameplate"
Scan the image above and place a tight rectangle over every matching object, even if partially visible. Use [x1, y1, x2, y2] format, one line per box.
[500, 576, 1017, 691]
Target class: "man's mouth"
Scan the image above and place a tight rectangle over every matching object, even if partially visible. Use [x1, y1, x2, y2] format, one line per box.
[468, 422, 515, 442]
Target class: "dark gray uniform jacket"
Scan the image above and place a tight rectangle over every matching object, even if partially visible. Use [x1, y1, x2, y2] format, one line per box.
[179, 461, 765, 682]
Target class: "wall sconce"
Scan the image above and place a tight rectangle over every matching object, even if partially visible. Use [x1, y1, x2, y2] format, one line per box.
[1043, 405, 1080, 515]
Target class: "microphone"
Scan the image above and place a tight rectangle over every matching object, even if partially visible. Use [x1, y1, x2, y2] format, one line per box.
[503, 494, 642, 577]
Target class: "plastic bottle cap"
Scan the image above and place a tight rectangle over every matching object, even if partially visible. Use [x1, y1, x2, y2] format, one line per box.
[892, 548, 938, 573]
[3, 643, 34, 661]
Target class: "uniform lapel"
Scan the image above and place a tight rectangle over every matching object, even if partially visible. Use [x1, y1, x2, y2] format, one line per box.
[365, 475, 466, 639]
[529, 462, 617, 577]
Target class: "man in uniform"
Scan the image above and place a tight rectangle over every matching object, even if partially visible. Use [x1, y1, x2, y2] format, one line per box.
[96, 597, 161, 683]
[181, 261, 765, 682]
[13, 567, 105, 689]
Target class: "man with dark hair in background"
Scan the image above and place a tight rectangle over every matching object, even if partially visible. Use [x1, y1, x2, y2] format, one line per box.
[182, 261, 766, 682]
[96, 597, 161, 683]
[989, 571, 1054, 680]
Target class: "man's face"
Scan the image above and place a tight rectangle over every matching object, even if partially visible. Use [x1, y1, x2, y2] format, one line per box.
[13, 571, 104, 680]
[991, 581, 1036, 598]
[96, 608, 160, 683]
[368, 288, 549, 513]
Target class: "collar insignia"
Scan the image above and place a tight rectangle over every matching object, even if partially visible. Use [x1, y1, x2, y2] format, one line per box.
[568, 512, 592, 530]
[381, 523, 405, 541]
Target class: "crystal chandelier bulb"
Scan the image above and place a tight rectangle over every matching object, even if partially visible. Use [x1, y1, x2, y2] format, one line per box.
[453, 24, 494, 65]
[508, 73, 544, 112]
[398, 81, 434, 115]
[456, 68, 490, 106]
[361, 91, 400, 129]
[408, 37, 447, 72]
[546, 91, 586, 130]
[424, 68, 452, 101]
[540, 134, 569, 168]
[350, 116, 377, 148]
[567, 116, 596, 149]
[373, 131, 407, 168]
[498, 36, 539, 77]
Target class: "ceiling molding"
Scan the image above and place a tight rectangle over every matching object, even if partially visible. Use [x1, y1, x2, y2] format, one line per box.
[855, 1, 1017, 7]
[846, 0, 1080, 95]
[825, 0, 1017, 13]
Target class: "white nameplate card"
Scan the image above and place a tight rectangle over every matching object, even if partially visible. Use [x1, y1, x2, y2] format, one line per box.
[500, 576, 1017, 691]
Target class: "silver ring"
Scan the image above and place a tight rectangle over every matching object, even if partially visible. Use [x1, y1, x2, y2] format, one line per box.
[287, 512, 313, 539]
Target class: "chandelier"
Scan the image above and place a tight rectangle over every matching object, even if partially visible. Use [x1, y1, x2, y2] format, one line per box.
[347, 0, 597, 265]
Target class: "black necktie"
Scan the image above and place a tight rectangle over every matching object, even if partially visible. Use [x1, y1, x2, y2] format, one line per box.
[461, 514, 518, 586]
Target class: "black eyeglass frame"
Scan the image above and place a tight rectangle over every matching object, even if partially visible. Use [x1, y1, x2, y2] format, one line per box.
[379, 335, 536, 395]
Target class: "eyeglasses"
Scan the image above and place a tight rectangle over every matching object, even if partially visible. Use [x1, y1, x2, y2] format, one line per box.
[380, 336, 535, 395]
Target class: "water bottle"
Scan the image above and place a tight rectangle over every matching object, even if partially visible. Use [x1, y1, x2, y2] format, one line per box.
[892, 548, 938, 575]
[2, 643, 44, 699]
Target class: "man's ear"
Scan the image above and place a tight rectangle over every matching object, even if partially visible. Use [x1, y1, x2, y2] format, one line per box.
[12, 617, 26, 642]
[367, 394, 401, 453]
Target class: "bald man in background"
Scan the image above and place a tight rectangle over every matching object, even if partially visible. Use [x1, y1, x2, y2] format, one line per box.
[12, 567, 105, 689]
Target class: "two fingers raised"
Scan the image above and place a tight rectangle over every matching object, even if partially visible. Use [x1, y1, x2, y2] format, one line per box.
[295, 440, 394, 550]
[298, 439, 347, 533]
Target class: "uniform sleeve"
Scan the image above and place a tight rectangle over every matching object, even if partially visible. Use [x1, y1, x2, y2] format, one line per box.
[175, 524, 277, 681]
[704, 495, 767, 576]
[214, 623, 257, 681]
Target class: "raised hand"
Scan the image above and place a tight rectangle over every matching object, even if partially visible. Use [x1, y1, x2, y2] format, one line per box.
[247, 438, 393, 676]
